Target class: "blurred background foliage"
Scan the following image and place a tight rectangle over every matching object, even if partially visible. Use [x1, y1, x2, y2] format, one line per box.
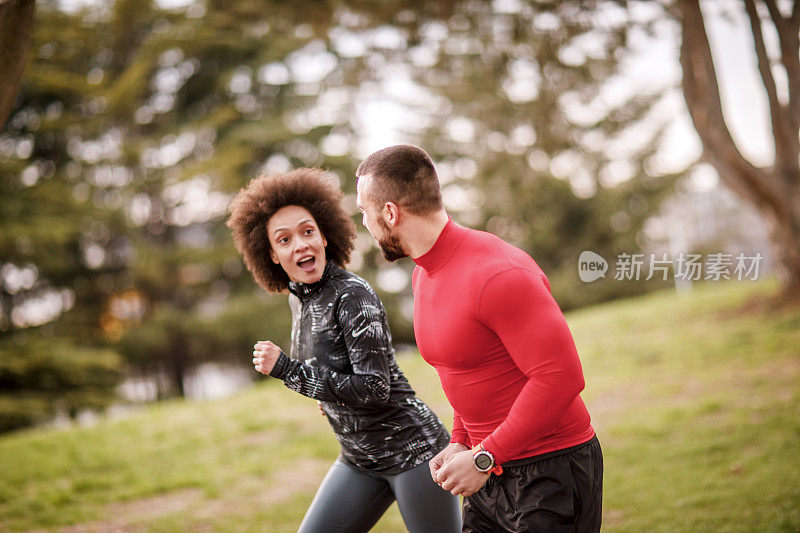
[0, 0, 769, 432]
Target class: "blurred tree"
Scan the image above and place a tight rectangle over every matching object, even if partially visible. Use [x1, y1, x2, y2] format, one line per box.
[345, 0, 681, 309]
[0, 0, 35, 128]
[0, 339, 121, 432]
[2, 0, 695, 432]
[17, 0, 358, 399]
[1, 1, 131, 430]
[2, 0, 372, 412]
[95, 0, 336, 396]
[676, 0, 800, 302]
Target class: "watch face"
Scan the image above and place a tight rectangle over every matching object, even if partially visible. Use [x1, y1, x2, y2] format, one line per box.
[474, 452, 493, 471]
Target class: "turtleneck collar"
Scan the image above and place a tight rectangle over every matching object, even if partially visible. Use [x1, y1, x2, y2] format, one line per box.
[288, 261, 336, 299]
[412, 218, 467, 275]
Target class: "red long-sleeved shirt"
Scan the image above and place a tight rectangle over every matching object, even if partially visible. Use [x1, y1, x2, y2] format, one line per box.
[412, 219, 595, 464]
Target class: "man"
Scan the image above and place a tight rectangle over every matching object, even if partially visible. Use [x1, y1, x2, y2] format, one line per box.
[355, 145, 603, 532]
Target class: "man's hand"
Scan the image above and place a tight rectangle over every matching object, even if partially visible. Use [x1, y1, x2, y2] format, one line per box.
[252, 340, 282, 375]
[429, 442, 469, 483]
[435, 449, 490, 497]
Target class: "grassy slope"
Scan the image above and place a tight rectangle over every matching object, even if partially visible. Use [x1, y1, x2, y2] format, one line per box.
[1, 280, 798, 532]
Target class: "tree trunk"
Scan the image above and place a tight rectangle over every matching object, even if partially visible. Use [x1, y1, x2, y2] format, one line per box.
[168, 339, 187, 398]
[0, 0, 35, 129]
[766, 199, 800, 298]
[676, 0, 800, 302]
[0, 289, 12, 331]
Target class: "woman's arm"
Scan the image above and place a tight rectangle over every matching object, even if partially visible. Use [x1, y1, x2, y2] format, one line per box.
[260, 285, 392, 408]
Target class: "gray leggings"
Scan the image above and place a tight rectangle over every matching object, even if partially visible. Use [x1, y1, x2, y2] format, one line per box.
[297, 458, 462, 533]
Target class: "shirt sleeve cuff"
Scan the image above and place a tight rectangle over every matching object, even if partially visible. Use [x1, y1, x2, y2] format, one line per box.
[481, 436, 507, 465]
[450, 431, 471, 447]
[268, 351, 290, 379]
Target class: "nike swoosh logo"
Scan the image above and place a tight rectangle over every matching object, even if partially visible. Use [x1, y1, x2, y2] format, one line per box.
[352, 325, 370, 337]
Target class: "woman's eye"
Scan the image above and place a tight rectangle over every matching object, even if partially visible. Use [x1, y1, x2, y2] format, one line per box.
[305, 228, 314, 235]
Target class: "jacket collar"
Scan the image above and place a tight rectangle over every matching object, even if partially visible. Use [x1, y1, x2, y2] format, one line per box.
[288, 261, 336, 299]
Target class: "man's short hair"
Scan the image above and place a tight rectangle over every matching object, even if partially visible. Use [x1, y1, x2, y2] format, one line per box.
[356, 145, 443, 215]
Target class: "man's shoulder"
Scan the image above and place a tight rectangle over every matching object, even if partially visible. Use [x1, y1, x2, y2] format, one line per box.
[458, 227, 539, 273]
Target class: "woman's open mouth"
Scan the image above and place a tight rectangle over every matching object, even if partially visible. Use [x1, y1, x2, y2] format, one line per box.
[297, 256, 316, 272]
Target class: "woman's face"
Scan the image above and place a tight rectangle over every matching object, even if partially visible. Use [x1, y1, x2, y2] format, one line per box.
[267, 205, 328, 284]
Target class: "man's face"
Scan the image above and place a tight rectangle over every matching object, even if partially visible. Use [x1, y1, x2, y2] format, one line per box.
[356, 174, 407, 262]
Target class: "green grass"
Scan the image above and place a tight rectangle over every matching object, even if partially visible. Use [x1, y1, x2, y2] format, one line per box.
[1, 280, 799, 532]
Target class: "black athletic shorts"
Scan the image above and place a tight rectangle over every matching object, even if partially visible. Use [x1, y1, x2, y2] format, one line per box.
[463, 436, 603, 533]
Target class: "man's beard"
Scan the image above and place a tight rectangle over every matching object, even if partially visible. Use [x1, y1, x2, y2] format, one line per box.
[378, 219, 407, 262]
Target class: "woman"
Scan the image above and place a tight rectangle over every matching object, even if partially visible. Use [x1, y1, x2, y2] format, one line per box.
[227, 168, 461, 533]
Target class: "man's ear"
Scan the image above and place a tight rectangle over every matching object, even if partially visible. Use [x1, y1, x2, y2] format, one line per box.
[382, 202, 400, 226]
